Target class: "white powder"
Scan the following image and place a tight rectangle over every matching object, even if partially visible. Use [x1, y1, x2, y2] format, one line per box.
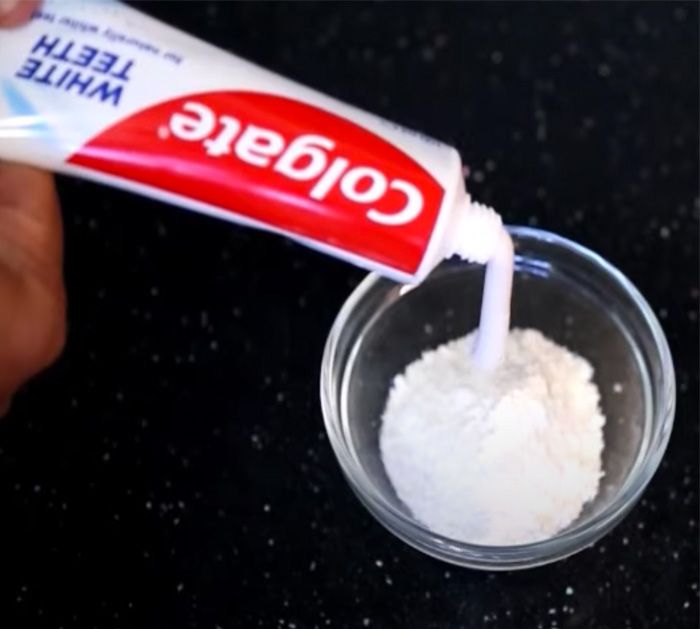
[380, 328, 605, 546]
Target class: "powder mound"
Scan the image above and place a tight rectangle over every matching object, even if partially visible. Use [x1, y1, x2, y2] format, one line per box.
[380, 328, 605, 546]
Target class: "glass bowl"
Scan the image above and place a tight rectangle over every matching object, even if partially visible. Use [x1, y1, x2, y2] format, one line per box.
[320, 226, 675, 570]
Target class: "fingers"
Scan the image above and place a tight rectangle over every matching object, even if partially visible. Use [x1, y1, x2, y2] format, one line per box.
[0, 0, 39, 27]
[0, 163, 65, 414]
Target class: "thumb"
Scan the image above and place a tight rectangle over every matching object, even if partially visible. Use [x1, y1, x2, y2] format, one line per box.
[0, 162, 65, 414]
[0, 0, 40, 28]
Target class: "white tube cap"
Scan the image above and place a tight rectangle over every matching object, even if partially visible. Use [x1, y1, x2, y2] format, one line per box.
[450, 199, 504, 265]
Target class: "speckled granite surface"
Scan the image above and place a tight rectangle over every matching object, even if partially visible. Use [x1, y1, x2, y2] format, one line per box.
[0, 2, 697, 628]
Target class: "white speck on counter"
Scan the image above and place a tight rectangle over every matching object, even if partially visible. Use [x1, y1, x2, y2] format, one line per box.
[674, 6, 687, 20]
[613, 382, 624, 393]
[565, 586, 574, 595]
[434, 33, 449, 48]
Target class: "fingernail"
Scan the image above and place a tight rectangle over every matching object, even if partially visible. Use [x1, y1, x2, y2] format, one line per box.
[0, 0, 20, 16]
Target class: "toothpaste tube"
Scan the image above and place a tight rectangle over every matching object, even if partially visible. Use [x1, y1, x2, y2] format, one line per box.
[0, 0, 504, 286]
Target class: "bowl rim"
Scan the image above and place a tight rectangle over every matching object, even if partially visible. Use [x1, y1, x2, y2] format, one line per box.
[320, 225, 676, 569]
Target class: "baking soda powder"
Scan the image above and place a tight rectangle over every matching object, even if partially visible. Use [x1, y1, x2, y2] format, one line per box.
[380, 328, 605, 545]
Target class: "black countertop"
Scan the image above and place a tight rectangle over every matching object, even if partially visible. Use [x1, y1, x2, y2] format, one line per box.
[1, 2, 698, 628]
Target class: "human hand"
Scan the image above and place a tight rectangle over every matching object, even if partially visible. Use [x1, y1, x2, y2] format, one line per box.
[0, 0, 66, 415]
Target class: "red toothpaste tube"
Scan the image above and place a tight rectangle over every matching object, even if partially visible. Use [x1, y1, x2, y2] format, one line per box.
[0, 0, 504, 284]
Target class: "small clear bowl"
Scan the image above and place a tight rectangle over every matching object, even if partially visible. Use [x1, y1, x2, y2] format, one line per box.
[320, 226, 675, 570]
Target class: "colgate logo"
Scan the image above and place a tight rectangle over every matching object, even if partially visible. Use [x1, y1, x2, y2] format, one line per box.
[70, 91, 445, 273]
[168, 102, 423, 227]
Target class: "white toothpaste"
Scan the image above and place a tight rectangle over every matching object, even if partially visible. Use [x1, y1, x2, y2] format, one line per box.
[0, 0, 512, 369]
